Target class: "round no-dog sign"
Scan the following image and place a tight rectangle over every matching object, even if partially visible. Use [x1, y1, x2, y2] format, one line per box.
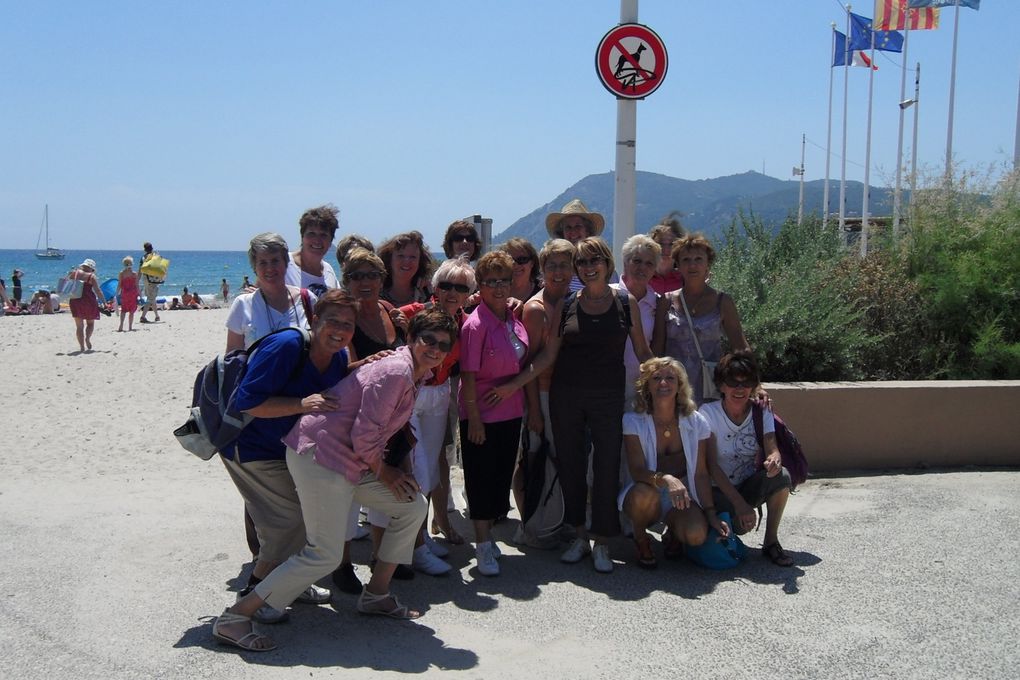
[595, 23, 668, 100]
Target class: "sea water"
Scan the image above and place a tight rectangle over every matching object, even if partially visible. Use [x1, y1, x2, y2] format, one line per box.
[0, 249, 251, 300]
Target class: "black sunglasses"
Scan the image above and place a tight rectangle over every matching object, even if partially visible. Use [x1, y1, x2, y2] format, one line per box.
[453, 233, 477, 243]
[575, 256, 605, 268]
[511, 255, 532, 266]
[437, 281, 471, 294]
[724, 378, 756, 389]
[418, 333, 453, 353]
[345, 270, 382, 282]
[480, 278, 511, 288]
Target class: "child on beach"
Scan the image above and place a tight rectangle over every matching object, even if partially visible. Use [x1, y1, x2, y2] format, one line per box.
[116, 256, 139, 331]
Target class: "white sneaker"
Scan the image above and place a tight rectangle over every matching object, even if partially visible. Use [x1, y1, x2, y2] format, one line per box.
[475, 542, 500, 577]
[412, 545, 452, 576]
[592, 544, 614, 573]
[424, 533, 449, 558]
[560, 537, 591, 564]
[295, 583, 332, 604]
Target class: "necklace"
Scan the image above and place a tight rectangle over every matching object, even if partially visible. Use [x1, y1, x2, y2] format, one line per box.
[681, 287, 708, 315]
[260, 289, 299, 332]
[653, 416, 675, 439]
[585, 287, 613, 302]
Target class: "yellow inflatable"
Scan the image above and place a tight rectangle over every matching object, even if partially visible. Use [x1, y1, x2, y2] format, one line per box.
[140, 254, 170, 278]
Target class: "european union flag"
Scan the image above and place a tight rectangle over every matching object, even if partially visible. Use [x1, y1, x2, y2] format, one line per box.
[850, 12, 905, 53]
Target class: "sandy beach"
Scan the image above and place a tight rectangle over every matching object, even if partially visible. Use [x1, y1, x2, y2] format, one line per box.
[1, 309, 1018, 679]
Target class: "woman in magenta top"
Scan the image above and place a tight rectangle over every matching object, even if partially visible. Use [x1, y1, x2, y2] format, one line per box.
[458, 251, 528, 578]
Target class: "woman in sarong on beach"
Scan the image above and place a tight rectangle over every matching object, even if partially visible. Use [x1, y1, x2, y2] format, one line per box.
[115, 256, 139, 332]
[212, 308, 457, 652]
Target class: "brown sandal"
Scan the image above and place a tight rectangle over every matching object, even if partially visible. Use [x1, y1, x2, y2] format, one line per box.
[430, 518, 465, 545]
[633, 534, 658, 570]
[763, 541, 794, 567]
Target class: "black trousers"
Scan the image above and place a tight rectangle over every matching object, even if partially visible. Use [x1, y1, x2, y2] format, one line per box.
[460, 417, 522, 521]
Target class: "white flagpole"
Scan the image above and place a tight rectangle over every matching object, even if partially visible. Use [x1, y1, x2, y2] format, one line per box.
[893, 16, 911, 242]
[798, 133, 806, 225]
[945, 0, 962, 182]
[839, 5, 852, 234]
[1013, 65, 1019, 172]
[824, 23, 836, 229]
[862, 27, 876, 257]
[910, 63, 921, 226]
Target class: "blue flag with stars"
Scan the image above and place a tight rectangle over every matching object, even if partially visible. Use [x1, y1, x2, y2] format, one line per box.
[850, 12, 905, 53]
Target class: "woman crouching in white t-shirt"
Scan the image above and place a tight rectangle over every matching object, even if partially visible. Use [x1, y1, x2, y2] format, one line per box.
[700, 350, 794, 567]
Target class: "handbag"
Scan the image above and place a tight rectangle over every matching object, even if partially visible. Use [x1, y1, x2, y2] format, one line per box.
[684, 511, 747, 569]
[677, 290, 720, 401]
[58, 276, 83, 299]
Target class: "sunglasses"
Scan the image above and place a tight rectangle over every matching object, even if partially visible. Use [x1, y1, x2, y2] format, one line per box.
[510, 255, 532, 266]
[480, 278, 511, 288]
[724, 379, 756, 389]
[418, 333, 453, 353]
[345, 270, 382, 282]
[436, 281, 471, 294]
[575, 256, 605, 268]
[453, 233, 477, 243]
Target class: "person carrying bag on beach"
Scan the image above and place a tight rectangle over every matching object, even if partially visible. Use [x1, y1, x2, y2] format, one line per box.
[138, 242, 167, 323]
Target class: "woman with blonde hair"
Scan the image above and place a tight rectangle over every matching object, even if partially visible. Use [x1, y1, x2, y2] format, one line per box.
[619, 357, 727, 568]
[115, 256, 139, 332]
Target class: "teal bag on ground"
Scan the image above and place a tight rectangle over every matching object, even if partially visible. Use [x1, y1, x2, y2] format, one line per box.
[684, 511, 747, 569]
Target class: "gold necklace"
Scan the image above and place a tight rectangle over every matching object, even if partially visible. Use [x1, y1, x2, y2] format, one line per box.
[653, 417, 674, 439]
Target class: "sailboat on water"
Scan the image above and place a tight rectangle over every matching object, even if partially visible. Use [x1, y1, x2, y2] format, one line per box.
[35, 204, 65, 260]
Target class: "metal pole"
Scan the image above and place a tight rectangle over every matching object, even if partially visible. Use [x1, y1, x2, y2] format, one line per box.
[893, 25, 911, 242]
[839, 5, 851, 234]
[945, 0, 961, 182]
[824, 23, 836, 229]
[910, 63, 920, 228]
[862, 30, 876, 257]
[612, 0, 638, 268]
[798, 133, 805, 226]
[1014, 65, 1020, 172]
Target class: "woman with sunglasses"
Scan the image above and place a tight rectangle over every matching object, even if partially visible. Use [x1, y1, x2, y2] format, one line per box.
[486, 237, 652, 573]
[378, 231, 434, 306]
[701, 350, 794, 567]
[391, 256, 477, 575]
[442, 219, 482, 263]
[500, 237, 541, 302]
[212, 309, 457, 652]
[458, 251, 529, 577]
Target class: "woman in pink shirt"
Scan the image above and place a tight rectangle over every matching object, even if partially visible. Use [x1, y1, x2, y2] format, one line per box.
[212, 308, 457, 652]
[458, 251, 528, 578]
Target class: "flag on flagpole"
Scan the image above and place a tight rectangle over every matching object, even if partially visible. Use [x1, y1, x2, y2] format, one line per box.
[833, 30, 879, 69]
[851, 12, 905, 52]
[908, 0, 979, 9]
[875, 0, 940, 30]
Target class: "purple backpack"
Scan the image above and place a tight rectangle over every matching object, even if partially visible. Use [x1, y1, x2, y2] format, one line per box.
[751, 402, 809, 489]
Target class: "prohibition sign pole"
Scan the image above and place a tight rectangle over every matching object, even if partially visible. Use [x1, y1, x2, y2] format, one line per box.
[596, 4, 668, 264]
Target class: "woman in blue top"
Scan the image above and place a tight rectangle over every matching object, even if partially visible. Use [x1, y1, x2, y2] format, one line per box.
[220, 289, 358, 624]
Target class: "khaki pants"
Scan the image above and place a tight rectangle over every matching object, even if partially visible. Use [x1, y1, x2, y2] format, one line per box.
[254, 446, 427, 611]
[221, 456, 305, 565]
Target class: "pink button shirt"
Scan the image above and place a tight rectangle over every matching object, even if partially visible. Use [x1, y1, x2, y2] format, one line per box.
[457, 301, 528, 423]
[283, 346, 422, 482]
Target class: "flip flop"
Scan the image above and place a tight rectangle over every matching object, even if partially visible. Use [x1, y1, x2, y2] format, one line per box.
[212, 610, 277, 651]
[633, 534, 658, 570]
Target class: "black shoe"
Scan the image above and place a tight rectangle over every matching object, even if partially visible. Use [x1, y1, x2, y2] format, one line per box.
[331, 562, 363, 595]
[370, 558, 415, 580]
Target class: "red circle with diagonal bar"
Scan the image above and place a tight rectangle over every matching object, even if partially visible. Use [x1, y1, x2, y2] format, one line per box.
[596, 23, 668, 100]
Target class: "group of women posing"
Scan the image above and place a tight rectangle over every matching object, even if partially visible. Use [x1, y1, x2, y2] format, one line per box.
[210, 202, 795, 653]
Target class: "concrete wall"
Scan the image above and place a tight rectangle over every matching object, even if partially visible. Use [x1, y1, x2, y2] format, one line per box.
[762, 381, 1020, 473]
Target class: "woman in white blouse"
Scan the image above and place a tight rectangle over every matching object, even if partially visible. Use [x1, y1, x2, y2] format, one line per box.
[619, 357, 729, 569]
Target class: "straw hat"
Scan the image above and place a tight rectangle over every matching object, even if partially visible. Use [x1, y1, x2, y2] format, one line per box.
[545, 199, 605, 238]
[80, 258, 97, 271]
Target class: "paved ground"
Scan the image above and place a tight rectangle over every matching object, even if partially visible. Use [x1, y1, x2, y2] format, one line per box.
[2, 464, 1018, 679]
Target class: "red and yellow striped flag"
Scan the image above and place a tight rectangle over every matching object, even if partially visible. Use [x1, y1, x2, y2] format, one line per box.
[874, 0, 940, 30]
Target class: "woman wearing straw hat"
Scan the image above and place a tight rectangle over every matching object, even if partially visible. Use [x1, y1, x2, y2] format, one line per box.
[67, 258, 107, 352]
[545, 199, 611, 292]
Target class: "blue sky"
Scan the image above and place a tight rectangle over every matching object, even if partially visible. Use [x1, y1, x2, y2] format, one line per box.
[2, 1, 1016, 251]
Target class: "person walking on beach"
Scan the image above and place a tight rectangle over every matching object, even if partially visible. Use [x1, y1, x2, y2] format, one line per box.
[12, 269, 24, 304]
[221, 278, 229, 302]
[67, 258, 108, 352]
[115, 256, 139, 331]
[138, 242, 163, 323]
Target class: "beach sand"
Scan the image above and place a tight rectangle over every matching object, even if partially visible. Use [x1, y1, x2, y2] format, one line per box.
[1, 309, 1017, 678]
